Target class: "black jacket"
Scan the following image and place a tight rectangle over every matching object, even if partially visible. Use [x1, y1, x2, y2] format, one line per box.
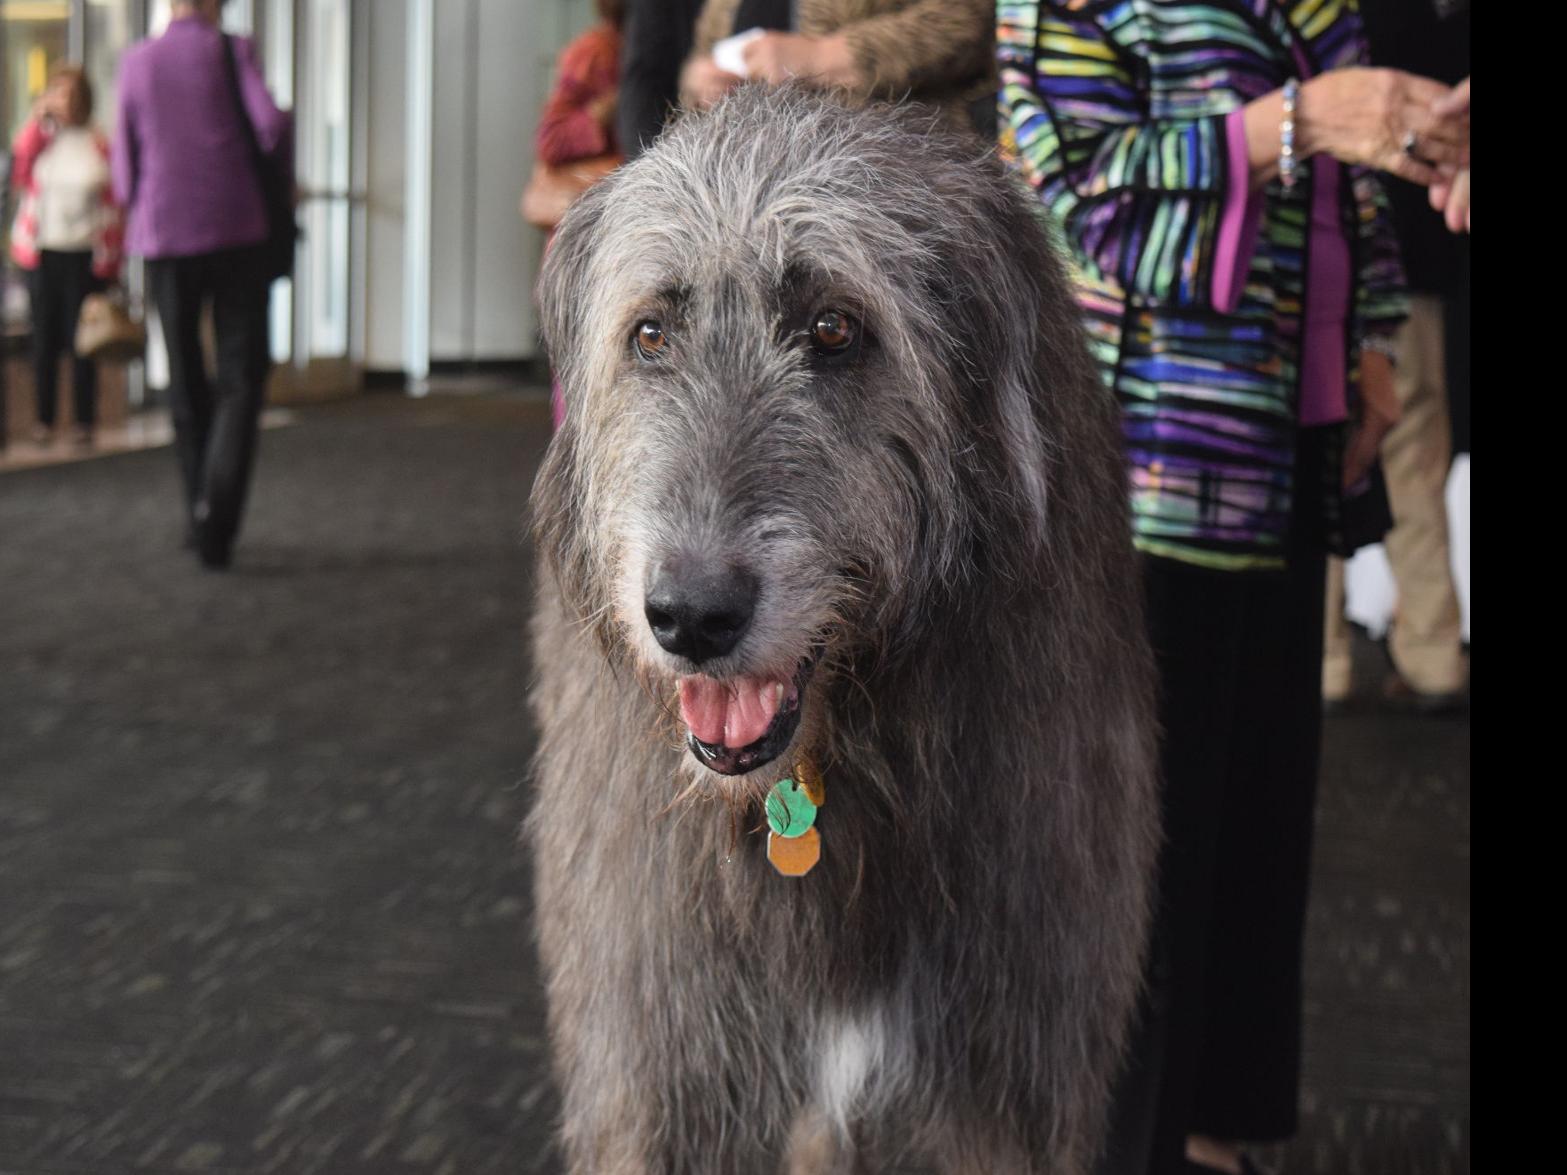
[617, 0, 702, 160]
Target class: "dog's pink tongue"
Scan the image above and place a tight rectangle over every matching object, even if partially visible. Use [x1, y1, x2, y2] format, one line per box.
[678, 674, 785, 749]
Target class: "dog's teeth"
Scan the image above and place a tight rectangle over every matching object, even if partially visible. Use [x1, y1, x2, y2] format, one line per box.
[774, 682, 785, 707]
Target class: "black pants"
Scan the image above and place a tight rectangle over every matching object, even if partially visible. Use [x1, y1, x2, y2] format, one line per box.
[146, 246, 271, 554]
[29, 249, 100, 429]
[1099, 431, 1329, 1174]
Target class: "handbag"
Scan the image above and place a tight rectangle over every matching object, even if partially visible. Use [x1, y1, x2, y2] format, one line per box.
[75, 291, 146, 364]
[221, 34, 300, 281]
[521, 154, 620, 231]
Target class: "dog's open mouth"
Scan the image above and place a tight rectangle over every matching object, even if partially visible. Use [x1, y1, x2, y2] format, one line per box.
[677, 658, 815, 775]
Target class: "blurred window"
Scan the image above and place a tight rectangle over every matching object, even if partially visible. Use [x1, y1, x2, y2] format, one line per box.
[2, 0, 69, 143]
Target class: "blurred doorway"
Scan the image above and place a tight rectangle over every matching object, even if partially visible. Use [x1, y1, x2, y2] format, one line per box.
[277, 0, 363, 401]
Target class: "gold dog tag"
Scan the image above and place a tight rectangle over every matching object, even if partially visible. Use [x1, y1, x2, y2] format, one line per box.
[794, 755, 826, 807]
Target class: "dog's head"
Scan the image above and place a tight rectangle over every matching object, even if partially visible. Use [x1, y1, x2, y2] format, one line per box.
[534, 86, 1084, 786]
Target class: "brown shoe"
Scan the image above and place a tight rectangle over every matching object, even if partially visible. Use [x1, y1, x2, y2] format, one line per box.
[1382, 671, 1468, 715]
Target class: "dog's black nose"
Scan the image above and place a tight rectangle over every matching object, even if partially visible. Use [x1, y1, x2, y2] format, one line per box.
[644, 557, 758, 664]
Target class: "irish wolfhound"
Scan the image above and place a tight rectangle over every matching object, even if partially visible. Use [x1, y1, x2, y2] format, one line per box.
[528, 86, 1158, 1174]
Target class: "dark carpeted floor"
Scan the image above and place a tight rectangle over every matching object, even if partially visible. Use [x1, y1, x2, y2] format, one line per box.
[0, 392, 1469, 1174]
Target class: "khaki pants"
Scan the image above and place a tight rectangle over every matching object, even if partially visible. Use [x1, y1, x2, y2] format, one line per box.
[1324, 295, 1467, 697]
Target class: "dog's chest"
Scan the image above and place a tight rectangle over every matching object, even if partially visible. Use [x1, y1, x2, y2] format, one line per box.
[813, 1001, 910, 1129]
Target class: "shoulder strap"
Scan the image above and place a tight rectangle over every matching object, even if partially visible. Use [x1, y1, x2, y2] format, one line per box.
[220, 34, 270, 193]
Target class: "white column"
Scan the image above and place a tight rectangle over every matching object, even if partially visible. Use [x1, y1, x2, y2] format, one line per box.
[402, 0, 433, 390]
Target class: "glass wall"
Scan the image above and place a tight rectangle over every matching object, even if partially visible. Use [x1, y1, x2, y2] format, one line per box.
[83, 0, 135, 135]
[2, 0, 69, 142]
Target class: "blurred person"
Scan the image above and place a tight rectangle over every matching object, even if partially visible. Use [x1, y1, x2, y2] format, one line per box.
[679, 0, 992, 128]
[999, 4, 1467, 1173]
[525, 0, 626, 428]
[535, 0, 624, 173]
[1325, 5, 1469, 711]
[617, 0, 702, 160]
[113, 0, 292, 569]
[9, 65, 123, 448]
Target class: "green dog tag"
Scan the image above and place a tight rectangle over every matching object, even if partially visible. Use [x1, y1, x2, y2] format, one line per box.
[765, 778, 817, 838]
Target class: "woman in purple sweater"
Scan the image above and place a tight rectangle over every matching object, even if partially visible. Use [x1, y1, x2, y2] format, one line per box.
[113, 0, 292, 569]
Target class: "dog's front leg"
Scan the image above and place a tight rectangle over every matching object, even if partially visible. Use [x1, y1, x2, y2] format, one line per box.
[929, 1124, 1059, 1175]
[783, 1108, 867, 1175]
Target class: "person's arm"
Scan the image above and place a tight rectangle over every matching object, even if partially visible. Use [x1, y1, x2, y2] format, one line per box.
[999, 3, 1248, 310]
[834, 0, 991, 97]
[1000, 4, 1464, 311]
[1238, 68, 1467, 192]
[737, 0, 991, 98]
[233, 36, 292, 160]
[1350, 167, 1408, 338]
[680, 0, 743, 110]
[110, 58, 138, 207]
[10, 117, 49, 191]
[1334, 161, 1408, 488]
[92, 132, 126, 282]
[689, 0, 737, 64]
[618, 0, 697, 158]
[537, 35, 617, 165]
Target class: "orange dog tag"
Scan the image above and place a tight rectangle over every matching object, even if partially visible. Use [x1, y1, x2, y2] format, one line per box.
[767, 826, 821, 877]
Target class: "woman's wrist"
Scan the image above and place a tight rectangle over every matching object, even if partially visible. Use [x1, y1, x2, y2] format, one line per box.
[1278, 79, 1301, 189]
[1293, 74, 1338, 162]
[1359, 332, 1399, 364]
[813, 33, 859, 89]
[1241, 89, 1287, 189]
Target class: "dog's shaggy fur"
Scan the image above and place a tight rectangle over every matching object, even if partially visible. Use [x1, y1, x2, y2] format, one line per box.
[528, 86, 1159, 1174]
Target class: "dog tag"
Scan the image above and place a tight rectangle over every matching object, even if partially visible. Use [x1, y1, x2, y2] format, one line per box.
[767, 826, 821, 877]
[765, 778, 817, 838]
[794, 756, 825, 807]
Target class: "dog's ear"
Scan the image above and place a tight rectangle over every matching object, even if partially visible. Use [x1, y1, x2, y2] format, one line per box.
[532, 184, 616, 638]
[530, 410, 615, 648]
[941, 178, 1090, 551]
[972, 178, 1130, 571]
[537, 181, 613, 389]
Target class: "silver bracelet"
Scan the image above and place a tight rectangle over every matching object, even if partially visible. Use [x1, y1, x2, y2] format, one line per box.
[1280, 79, 1300, 191]
[1360, 334, 1399, 364]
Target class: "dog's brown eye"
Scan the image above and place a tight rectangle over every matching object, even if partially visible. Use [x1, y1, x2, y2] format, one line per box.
[811, 310, 858, 355]
[635, 320, 667, 360]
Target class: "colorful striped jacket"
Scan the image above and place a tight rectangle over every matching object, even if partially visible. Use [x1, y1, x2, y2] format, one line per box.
[999, 0, 1407, 570]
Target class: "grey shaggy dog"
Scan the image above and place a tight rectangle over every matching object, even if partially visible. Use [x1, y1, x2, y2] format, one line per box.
[528, 86, 1159, 1174]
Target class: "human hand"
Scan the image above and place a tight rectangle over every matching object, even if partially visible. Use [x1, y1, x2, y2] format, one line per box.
[1430, 167, 1470, 233]
[680, 55, 742, 110]
[32, 89, 64, 128]
[587, 88, 618, 130]
[1433, 76, 1470, 120]
[1343, 349, 1400, 490]
[1299, 68, 1469, 186]
[1426, 78, 1470, 232]
[740, 32, 856, 89]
